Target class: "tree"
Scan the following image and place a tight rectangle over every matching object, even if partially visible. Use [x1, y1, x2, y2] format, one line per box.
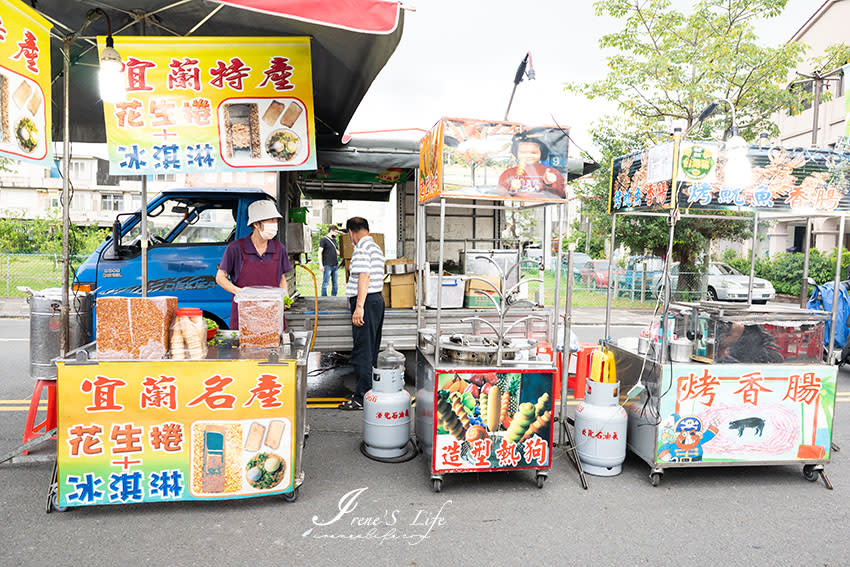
[0, 211, 107, 256]
[566, 0, 810, 280]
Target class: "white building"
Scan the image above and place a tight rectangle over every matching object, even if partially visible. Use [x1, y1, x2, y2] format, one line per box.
[768, 0, 849, 256]
[1, 142, 180, 226]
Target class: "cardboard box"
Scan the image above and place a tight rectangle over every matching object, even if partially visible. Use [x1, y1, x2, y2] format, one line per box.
[389, 272, 415, 308]
[341, 232, 384, 259]
[464, 275, 501, 308]
[382, 282, 390, 305]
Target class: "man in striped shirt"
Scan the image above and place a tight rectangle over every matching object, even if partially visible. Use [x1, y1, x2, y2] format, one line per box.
[339, 216, 386, 410]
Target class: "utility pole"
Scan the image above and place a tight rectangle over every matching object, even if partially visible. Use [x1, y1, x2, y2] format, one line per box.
[789, 67, 843, 306]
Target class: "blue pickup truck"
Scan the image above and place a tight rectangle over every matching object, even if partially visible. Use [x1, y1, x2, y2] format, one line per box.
[74, 187, 275, 329]
[617, 255, 663, 297]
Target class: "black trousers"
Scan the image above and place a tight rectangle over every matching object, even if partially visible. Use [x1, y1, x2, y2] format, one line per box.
[349, 292, 385, 403]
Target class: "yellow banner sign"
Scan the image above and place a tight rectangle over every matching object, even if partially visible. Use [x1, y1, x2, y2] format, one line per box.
[0, 0, 51, 163]
[57, 359, 297, 507]
[99, 36, 316, 175]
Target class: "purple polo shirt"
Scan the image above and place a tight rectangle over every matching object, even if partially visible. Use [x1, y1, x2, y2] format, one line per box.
[219, 235, 292, 284]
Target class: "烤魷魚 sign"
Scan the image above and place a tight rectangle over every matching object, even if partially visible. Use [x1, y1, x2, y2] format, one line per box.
[98, 36, 316, 175]
[0, 0, 52, 164]
[57, 360, 297, 507]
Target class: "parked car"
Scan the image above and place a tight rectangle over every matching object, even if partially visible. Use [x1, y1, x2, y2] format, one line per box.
[652, 262, 776, 304]
[618, 255, 664, 295]
[563, 252, 592, 280]
[581, 259, 615, 288]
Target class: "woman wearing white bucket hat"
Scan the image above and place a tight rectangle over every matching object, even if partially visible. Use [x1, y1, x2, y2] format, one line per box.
[216, 199, 292, 328]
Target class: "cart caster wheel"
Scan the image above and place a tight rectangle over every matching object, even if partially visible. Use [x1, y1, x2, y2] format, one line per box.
[536, 474, 546, 489]
[432, 478, 442, 493]
[282, 489, 298, 502]
[803, 465, 820, 482]
[649, 472, 662, 487]
[49, 491, 68, 513]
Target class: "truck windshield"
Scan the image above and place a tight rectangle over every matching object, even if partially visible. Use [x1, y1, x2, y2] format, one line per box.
[123, 199, 238, 245]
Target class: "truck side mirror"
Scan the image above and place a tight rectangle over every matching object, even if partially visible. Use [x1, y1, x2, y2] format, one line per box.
[111, 219, 122, 255]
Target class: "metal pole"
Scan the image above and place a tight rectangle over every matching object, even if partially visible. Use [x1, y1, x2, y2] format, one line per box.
[603, 214, 617, 339]
[141, 175, 149, 296]
[60, 40, 71, 357]
[504, 83, 518, 121]
[747, 213, 759, 305]
[811, 75, 822, 147]
[559, 204, 572, 445]
[800, 218, 812, 308]
[660, 210, 676, 363]
[435, 199, 446, 359]
[551, 204, 562, 354]
[414, 175, 424, 333]
[827, 215, 845, 363]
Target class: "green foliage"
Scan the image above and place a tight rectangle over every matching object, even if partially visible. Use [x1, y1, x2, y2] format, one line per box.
[503, 206, 539, 245]
[720, 248, 739, 264]
[574, 0, 806, 139]
[722, 249, 850, 297]
[0, 213, 108, 256]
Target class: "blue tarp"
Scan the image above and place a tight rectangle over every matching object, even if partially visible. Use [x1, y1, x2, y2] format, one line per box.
[807, 282, 850, 347]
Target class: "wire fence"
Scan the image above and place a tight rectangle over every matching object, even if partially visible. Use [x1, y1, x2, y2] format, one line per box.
[0, 253, 708, 309]
[559, 267, 708, 308]
[0, 253, 87, 297]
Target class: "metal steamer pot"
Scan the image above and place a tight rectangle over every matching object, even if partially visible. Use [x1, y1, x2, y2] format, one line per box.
[669, 338, 694, 362]
[386, 263, 414, 275]
[438, 334, 536, 365]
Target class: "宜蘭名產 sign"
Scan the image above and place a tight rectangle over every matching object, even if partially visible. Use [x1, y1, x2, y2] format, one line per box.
[57, 359, 296, 507]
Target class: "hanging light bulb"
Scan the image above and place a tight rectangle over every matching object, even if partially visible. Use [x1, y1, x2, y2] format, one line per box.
[99, 36, 124, 103]
[90, 8, 125, 104]
[723, 135, 752, 189]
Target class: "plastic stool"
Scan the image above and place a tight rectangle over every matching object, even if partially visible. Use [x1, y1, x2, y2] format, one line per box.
[22, 379, 57, 452]
[569, 343, 596, 400]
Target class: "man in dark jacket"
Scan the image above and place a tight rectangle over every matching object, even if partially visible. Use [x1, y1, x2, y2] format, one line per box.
[319, 225, 340, 296]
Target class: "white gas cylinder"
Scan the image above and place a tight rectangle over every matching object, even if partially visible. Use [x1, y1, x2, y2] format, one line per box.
[363, 343, 411, 458]
[574, 380, 627, 476]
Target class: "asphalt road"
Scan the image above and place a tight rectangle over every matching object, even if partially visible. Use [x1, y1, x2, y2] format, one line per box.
[1, 318, 849, 567]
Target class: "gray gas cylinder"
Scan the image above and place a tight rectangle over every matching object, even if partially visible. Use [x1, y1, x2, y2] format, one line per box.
[28, 288, 91, 379]
[363, 343, 411, 458]
[574, 380, 628, 476]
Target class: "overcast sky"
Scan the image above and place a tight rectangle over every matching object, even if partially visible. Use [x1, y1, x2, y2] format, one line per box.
[347, 0, 820, 157]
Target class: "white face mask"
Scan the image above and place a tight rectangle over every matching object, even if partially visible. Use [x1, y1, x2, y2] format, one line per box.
[259, 221, 278, 240]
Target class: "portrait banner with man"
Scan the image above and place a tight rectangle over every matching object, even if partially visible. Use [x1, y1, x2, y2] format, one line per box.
[418, 117, 570, 204]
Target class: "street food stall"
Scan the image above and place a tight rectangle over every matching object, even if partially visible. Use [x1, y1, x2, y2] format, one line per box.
[43, 26, 326, 511]
[0, 0, 409, 511]
[413, 117, 581, 491]
[603, 134, 847, 487]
